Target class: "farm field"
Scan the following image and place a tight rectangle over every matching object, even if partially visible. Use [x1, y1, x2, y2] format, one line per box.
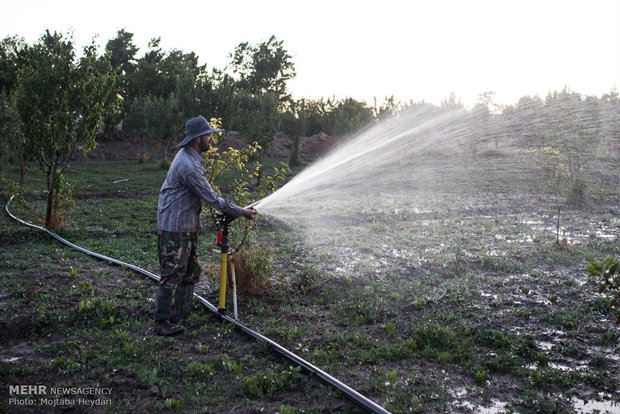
[0, 148, 619, 413]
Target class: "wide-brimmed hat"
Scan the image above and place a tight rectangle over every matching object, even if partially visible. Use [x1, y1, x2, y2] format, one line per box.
[176, 115, 224, 148]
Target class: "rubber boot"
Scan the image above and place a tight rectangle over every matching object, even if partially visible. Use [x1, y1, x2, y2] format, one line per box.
[173, 282, 194, 324]
[154, 285, 185, 336]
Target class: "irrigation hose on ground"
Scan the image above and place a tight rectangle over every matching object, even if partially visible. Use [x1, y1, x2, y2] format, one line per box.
[5, 196, 391, 414]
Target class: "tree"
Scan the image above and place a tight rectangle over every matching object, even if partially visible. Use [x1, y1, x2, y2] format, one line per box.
[229, 35, 296, 106]
[533, 147, 568, 245]
[124, 93, 183, 166]
[541, 88, 603, 204]
[13, 31, 118, 228]
[280, 99, 311, 167]
[233, 90, 280, 151]
[0, 88, 25, 184]
[600, 88, 620, 151]
[440, 92, 463, 112]
[124, 38, 165, 103]
[325, 97, 374, 136]
[467, 102, 489, 156]
[504, 95, 543, 148]
[0, 35, 26, 96]
[105, 29, 138, 76]
[374, 95, 400, 121]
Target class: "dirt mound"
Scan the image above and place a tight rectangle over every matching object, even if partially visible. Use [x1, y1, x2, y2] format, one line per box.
[80, 130, 339, 161]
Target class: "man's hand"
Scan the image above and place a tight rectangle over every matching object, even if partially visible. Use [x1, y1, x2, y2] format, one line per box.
[243, 208, 258, 220]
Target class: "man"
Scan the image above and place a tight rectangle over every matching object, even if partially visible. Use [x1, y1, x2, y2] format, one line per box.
[154, 115, 258, 336]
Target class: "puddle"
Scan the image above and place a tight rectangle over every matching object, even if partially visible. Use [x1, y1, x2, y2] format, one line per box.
[452, 398, 508, 414]
[573, 396, 620, 414]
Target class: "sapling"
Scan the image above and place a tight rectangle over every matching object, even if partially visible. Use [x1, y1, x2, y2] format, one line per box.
[532, 147, 568, 246]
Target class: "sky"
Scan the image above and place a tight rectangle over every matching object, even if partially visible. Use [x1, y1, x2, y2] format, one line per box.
[1, 0, 619, 108]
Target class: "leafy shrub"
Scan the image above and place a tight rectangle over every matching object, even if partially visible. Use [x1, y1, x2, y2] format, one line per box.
[586, 257, 620, 323]
[232, 243, 273, 296]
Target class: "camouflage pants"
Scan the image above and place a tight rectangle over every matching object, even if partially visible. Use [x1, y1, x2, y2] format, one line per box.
[157, 231, 201, 288]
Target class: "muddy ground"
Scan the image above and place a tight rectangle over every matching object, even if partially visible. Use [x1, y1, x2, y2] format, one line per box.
[0, 146, 618, 413]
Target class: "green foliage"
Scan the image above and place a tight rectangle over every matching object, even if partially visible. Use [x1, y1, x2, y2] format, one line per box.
[0, 87, 25, 183]
[325, 97, 374, 136]
[124, 93, 183, 163]
[240, 366, 303, 397]
[586, 257, 620, 323]
[233, 89, 281, 151]
[105, 29, 138, 76]
[233, 243, 273, 296]
[280, 99, 312, 167]
[0, 35, 27, 95]
[157, 398, 183, 411]
[201, 118, 288, 252]
[230, 35, 296, 105]
[184, 361, 215, 378]
[216, 353, 243, 374]
[12, 31, 118, 228]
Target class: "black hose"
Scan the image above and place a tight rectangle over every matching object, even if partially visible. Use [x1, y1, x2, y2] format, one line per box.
[5, 196, 391, 414]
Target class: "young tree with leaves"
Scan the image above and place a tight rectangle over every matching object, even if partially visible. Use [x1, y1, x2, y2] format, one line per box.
[13, 31, 118, 228]
[124, 93, 183, 166]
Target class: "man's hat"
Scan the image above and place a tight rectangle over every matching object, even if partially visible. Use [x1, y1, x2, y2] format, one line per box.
[176, 115, 224, 148]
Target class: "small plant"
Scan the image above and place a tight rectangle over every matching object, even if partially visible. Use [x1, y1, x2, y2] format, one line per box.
[162, 398, 183, 410]
[232, 243, 273, 296]
[586, 257, 619, 323]
[385, 370, 398, 387]
[475, 370, 488, 384]
[184, 361, 215, 378]
[216, 354, 243, 374]
[77, 281, 94, 297]
[279, 405, 297, 414]
[69, 266, 78, 279]
[137, 367, 159, 387]
[536, 352, 551, 366]
[195, 343, 210, 353]
[383, 321, 396, 337]
[532, 147, 568, 245]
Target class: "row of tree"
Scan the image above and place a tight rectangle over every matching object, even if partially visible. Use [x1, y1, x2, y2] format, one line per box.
[0, 29, 618, 227]
[0, 30, 381, 163]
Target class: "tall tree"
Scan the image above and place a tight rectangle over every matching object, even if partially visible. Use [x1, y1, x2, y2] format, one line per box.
[124, 93, 183, 166]
[105, 29, 138, 76]
[13, 31, 118, 228]
[124, 38, 165, 102]
[233, 90, 280, 151]
[541, 88, 603, 204]
[0, 35, 26, 95]
[0, 88, 25, 184]
[280, 99, 311, 166]
[229, 35, 296, 106]
[326, 98, 374, 136]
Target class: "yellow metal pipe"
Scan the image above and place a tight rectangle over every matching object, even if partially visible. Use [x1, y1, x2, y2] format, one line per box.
[218, 252, 228, 312]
